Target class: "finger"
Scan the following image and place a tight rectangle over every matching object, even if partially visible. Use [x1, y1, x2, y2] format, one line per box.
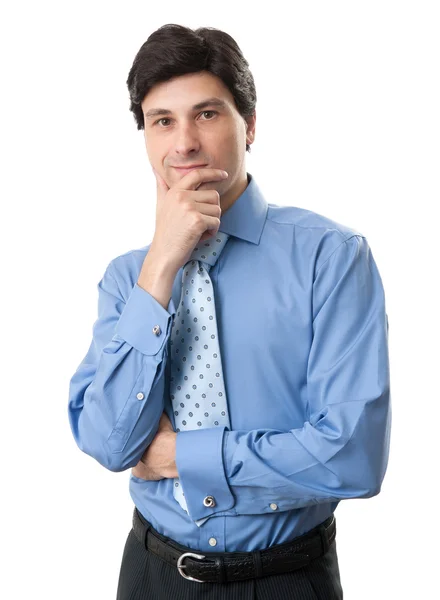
[178, 168, 228, 191]
[199, 229, 217, 242]
[132, 464, 146, 478]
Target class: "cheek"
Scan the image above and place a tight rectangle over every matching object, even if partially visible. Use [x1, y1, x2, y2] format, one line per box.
[144, 136, 153, 158]
[223, 125, 243, 150]
[145, 138, 166, 168]
[211, 128, 239, 156]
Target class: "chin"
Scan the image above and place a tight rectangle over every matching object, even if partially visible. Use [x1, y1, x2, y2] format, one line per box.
[197, 180, 224, 191]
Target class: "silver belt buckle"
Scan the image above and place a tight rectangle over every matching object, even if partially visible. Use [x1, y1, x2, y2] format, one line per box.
[177, 551, 207, 583]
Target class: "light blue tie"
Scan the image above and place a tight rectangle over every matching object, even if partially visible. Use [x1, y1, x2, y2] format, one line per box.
[170, 231, 231, 526]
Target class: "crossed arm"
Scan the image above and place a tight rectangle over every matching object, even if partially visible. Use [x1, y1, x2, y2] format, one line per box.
[131, 234, 391, 523]
[69, 234, 389, 521]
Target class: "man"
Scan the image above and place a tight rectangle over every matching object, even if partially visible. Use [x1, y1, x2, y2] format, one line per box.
[68, 23, 391, 599]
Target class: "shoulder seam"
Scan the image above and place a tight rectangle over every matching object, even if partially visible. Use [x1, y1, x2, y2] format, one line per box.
[266, 209, 364, 237]
[315, 234, 364, 279]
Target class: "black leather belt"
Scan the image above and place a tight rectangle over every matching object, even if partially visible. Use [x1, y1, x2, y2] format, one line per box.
[132, 507, 336, 584]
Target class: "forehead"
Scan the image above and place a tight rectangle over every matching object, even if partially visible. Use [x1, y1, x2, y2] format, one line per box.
[141, 71, 235, 113]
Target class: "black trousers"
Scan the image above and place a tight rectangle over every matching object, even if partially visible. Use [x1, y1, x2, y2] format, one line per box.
[116, 510, 344, 600]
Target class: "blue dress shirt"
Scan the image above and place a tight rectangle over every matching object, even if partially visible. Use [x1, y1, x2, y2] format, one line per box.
[68, 172, 391, 552]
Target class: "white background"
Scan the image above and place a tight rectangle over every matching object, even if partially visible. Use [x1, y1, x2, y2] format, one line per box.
[1, 1, 438, 598]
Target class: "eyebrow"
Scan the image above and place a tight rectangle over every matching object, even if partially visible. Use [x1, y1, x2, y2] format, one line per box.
[144, 97, 227, 120]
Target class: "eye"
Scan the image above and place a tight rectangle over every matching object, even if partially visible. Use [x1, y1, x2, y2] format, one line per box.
[200, 110, 217, 120]
[154, 117, 171, 127]
[153, 110, 218, 127]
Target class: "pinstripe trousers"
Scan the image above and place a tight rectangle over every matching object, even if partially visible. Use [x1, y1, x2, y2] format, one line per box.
[116, 515, 344, 599]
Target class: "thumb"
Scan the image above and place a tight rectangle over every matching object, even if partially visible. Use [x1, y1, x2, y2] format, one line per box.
[152, 167, 169, 202]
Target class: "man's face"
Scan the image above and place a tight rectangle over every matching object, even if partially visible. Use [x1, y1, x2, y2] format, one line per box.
[141, 71, 255, 195]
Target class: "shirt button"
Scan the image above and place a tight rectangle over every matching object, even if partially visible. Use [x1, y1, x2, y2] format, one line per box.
[270, 503, 278, 511]
[203, 495, 216, 507]
[152, 325, 161, 336]
[208, 537, 217, 547]
[136, 392, 145, 400]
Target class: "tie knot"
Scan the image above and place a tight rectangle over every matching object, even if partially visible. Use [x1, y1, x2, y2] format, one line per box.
[187, 231, 230, 271]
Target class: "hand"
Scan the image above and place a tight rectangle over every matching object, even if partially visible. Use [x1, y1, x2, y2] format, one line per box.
[151, 166, 229, 271]
[131, 412, 179, 481]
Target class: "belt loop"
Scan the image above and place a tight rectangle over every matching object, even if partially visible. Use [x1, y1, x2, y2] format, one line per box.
[143, 522, 151, 551]
[252, 550, 263, 578]
[319, 523, 330, 554]
[133, 507, 151, 550]
[215, 556, 226, 583]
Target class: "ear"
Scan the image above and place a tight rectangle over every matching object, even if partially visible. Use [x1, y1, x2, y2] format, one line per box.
[245, 111, 256, 146]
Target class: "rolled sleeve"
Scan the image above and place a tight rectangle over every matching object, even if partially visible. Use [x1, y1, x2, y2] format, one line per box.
[115, 283, 176, 355]
[175, 426, 235, 521]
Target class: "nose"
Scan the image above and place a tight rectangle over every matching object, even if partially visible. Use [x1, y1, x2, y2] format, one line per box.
[173, 120, 201, 156]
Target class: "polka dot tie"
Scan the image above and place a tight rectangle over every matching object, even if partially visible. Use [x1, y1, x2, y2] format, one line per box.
[170, 231, 231, 522]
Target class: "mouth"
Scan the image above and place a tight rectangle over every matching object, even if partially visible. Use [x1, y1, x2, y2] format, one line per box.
[172, 164, 208, 175]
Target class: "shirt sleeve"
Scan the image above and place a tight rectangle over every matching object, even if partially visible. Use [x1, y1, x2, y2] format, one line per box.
[68, 259, 176, 471]
[175, 235, 391, 521]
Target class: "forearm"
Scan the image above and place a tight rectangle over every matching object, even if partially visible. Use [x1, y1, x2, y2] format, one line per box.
[175, 235, 392, 521]
[222, 400, 391, 513]
[137, 247, 177, 311]
[68, 260, 177, 472]
[175, 388, 391, 521]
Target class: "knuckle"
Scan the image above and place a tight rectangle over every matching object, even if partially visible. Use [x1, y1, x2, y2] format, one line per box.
[174, 189, 185, 202]
[192, 212, 204, 226]
[182, 199, 192, 213]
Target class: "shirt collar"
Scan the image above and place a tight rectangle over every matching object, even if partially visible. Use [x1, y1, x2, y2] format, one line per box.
[218, 172, 268, 245]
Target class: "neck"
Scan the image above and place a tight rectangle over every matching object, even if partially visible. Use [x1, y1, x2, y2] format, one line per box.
[221, 172, 249, 214]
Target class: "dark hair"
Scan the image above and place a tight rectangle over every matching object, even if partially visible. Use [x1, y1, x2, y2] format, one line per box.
[126, 24, 256, 152]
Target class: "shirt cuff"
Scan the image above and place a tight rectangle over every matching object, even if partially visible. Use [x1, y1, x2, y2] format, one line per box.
[175, 426, 235, 521]
[114, 283, 176, 355]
